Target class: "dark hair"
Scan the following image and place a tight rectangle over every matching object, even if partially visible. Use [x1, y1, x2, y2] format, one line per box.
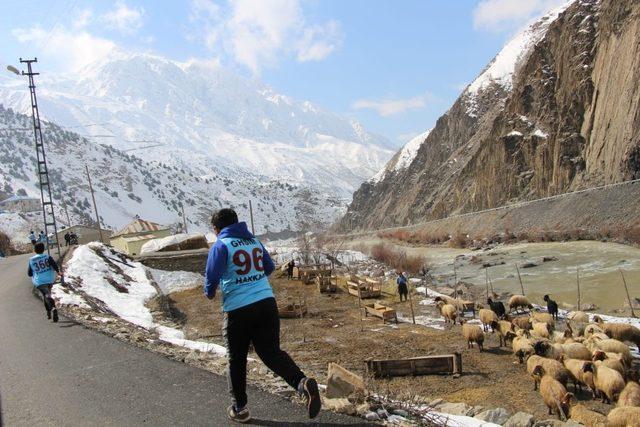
[34, 242, 45, 254]
[211, 208, 238, 230]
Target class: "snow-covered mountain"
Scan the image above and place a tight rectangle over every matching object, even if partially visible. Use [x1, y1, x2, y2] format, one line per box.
[0, 105, 345, 236]
[341, 0, 623, 231]
[370, 129, 432, 184]
[0, 55, 394, 198]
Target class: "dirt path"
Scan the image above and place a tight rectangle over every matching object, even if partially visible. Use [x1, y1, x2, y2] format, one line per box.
[165, 273, 612, 419]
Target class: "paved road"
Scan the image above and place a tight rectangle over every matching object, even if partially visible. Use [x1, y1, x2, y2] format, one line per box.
[0, 254, 367, 426]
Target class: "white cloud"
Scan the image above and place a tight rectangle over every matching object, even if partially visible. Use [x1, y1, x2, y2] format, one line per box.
[351, 94, 430, 117]
[296, 21, 342, 62]
[101, 1, 145, 34]
[188, 0, 342, 73]
[473, 0, 568, 32]
[11, 26, 119, 71]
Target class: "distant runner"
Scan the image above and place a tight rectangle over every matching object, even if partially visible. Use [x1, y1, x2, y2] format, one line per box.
[27, 242, 60, 322]
[28, 230, 37, 247]
[204, 208, 320, 423]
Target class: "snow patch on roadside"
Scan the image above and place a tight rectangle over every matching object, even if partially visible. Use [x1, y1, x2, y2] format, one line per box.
[54, 243, 225, 356]
[62, 243, 157, 327]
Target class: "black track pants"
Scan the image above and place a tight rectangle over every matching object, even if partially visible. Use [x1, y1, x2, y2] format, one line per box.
[224, 297, 305, 409]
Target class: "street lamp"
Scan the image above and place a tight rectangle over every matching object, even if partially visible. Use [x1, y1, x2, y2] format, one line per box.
[6, 65, 21, 75]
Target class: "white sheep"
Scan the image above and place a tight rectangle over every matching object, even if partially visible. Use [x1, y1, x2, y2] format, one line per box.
[583, 361, 625, 404]
[508, 295, 533, 314]
[607, 406, 640, 427]
[461, 321, 484, 351]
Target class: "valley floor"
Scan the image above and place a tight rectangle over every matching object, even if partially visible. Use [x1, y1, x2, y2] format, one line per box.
[165, 273, 615, 420]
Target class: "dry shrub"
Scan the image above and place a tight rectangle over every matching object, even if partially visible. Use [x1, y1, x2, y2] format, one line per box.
[568, 228, 586, 241]
[418, 230, 449, 245]
[619, 222, 640, 245]
[449, 233, 469, 248]
[369, 243, 425, 274]
[596, 225, 612, 240]
[370, 243, 395, 264]
[0, 231, 15, 255]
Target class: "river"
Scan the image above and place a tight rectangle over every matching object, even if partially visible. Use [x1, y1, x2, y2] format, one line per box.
[349, 239, 640, 312]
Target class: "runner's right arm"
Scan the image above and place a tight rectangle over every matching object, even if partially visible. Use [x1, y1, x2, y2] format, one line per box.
[204, 242, 228, 299]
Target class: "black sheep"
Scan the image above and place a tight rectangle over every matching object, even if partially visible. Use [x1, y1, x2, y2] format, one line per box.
[487, 298, 506, 319]
[543, 294, 559, 320]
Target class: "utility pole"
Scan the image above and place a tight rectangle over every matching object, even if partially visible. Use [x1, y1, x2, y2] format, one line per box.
[248, 200, 255, 235]
[15, 58, 60, 257]
[85, 165, 104, 243]
[181, 203, 188, 234]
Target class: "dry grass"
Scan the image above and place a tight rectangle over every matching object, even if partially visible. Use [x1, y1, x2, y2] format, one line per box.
[370, 243, 425, 274]
[621, 222, 640, 244]
[449, 233, 469, 248]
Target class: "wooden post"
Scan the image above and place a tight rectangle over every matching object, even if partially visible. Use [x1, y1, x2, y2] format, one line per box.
[85, 165, 104, 243]
[181, 203, 188, 234]
[248, 200, 255, 235]
[453, 260, 458, 299]
[485, 268, 489, 299]
[408, 281, 416, 325]
[620, 269, 637, 318]
[488, 269, 494, 296]
[515, 264, 525, 295]
[576, 266, 581, 311]
[355, 279, 365, 331]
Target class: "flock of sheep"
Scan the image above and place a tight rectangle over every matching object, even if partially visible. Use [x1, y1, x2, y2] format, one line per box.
[434, 294, 640, 426]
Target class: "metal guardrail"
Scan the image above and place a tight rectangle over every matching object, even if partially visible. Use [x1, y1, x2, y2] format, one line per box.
[340, 178, 640, 238]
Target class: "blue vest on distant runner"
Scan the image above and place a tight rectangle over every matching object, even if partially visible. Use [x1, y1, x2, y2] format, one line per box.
[29, 254, 56, 287]
[219, 236, 274, 312]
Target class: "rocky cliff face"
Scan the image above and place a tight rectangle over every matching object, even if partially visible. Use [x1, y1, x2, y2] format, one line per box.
[342, 0, 640, 231]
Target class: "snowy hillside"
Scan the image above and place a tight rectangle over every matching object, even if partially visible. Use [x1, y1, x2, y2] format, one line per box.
[0, 55, 394, 198]
[463, 0, 573, 117]
[0, 105, 345, 236]
[370, 129, 432, 183]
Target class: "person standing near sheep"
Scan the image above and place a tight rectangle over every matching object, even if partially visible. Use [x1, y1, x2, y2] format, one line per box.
[396, 271, 409, 302]
[27, 242, 60, 322]
[204, 208, 320, 423]
[286, 259, 295, 280]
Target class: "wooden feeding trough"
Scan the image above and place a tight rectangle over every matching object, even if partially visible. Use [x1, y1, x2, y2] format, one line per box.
[278, 302, 307, 318]
[366, 353, 462, 378]
[363, 302, 397, 324]
[299, 265, 332, 285]
[347, 277, 381, 299]
[317, 275, 338, 293]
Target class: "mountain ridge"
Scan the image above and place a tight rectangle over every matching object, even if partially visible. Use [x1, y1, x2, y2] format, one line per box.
[0, 54, 394, 198]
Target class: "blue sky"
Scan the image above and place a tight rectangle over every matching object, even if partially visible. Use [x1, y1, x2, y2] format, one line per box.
[1, 0, 566, 146]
